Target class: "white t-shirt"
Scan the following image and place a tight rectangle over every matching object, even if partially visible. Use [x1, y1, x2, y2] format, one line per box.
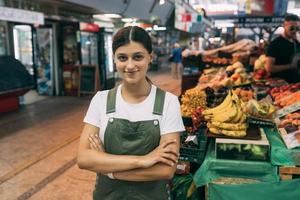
[83, 84, 185, 143]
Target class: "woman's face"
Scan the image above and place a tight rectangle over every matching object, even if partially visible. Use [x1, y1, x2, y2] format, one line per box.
[114, 41, 152, 84]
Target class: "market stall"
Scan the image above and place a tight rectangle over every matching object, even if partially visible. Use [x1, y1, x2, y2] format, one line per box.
[173, 48, 300, 199]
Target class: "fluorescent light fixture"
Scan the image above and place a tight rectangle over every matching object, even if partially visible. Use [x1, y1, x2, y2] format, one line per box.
[153, 25, 166, 31]
[124, 22, 140, 27]
[93, 14, 113, 22]
[159, 0, 165, 5]
[104, 13, 122, 18]
[121, 18, 135, 23]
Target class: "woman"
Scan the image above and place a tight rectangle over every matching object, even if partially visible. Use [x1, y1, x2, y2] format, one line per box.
[77, 26, 185, 200]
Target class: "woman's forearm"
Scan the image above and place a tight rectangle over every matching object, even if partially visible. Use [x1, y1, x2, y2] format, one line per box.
[113, 163, 176, 181]
[77, 149, 141, 173]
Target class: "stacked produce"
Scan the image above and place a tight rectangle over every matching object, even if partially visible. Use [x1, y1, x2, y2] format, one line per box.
[243, 100, 276, 119]
[225, 62, 250, 86]
[269, 84, 300, 108]
[233, 88, 254, 102]
[197, 61, 251, 90]
[203, 56, 232, 66]
[203, 91, 248, 137]
[278, 111, 300, 129]
[253, 54, 268, 80]
[181, 87, 207, 117]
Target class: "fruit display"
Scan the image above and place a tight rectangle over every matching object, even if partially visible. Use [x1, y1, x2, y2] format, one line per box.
[275, 91, 300, 108]
[197, 61, 251, 90]
[254, 54, 266, 70]
[203, 56, 232, 66]
[225, 61, 251, 86]
[180, 87, 207, 117]
[278, 111, 300, 131]
[203, 91, 248, 137]
[243, 100, 276, 119]
[253, 54, 269, 80]
[268, 83, 300, 108]
[233, 88, 254, 102]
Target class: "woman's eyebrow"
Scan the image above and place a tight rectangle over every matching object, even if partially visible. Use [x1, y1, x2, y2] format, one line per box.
[116, 51, 145, 56]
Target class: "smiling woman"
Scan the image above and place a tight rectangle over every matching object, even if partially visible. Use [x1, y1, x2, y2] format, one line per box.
[77, 26, 185, 200]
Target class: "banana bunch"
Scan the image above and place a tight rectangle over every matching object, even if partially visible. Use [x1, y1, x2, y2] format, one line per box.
[181, 87, 207, 117]
[203, 91, 248, 137]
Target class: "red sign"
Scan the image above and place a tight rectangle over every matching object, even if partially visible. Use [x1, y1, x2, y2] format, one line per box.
[80, 23, 99, 32]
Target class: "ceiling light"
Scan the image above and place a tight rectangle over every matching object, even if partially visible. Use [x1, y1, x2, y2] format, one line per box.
[93, 14, 112, 22]
[104, 13, 122, 18]
[121, 18, 135, 23]
[159, 0, 165, 5]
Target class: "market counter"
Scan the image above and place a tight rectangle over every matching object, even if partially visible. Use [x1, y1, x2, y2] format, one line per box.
[193, 139, 279, 187]
[207, 178, 300, 200]
[193, 128, 300, 200]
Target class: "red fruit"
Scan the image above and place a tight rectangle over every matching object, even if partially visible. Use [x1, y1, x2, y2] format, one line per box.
[257, 69, 266, 76]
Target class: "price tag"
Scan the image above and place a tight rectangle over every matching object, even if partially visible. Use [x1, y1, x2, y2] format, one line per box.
[185, 135, 198, 145]
[276, 102, 300, 118]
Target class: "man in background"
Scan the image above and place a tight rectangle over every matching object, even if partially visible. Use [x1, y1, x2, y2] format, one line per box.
[266, 14, 300, 83]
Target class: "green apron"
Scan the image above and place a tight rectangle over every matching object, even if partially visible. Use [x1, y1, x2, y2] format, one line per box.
[93, 86, 169, 200]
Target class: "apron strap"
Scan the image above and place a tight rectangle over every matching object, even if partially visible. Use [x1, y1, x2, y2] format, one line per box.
[106, 87, 117, 114]
[153, 87, 166, 115]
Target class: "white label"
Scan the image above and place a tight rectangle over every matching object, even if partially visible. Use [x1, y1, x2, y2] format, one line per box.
[276, 102, 300, 118]
[185, 135, 198, 145]
[176, 164, 186, 171]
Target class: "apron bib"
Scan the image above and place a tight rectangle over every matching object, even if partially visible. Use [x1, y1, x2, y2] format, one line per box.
[93, 86, 168, 200]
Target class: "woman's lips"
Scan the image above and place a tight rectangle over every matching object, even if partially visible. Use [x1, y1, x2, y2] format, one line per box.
[124, 70, 138, 73]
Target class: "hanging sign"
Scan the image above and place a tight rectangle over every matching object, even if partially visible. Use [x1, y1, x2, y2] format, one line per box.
[234, 16, 284, 28]
[0, 7, 44, 25]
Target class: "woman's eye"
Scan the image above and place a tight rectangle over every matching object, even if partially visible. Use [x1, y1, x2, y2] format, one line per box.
[117, 56, 127, 61]
[133, 55, 144, 61]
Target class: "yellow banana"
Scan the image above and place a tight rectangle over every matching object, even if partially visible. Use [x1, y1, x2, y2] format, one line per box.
[209, 121, 247, 131]
[203, 91, 232, 115]
[221, 129, 247, 137]
[211, 103, 238, 122]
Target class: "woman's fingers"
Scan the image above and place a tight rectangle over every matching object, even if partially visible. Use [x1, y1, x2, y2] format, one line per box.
[163, 148, 179, 157]
[89, 142, 97, 150]
[88, 137, 98, 150]
[162, 153, 178, 164]
[158, 157, 176, 167]
[88, 134, 101, 151]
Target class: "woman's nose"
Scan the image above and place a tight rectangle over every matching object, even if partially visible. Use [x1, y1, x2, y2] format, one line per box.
[125, 58, 135, 69]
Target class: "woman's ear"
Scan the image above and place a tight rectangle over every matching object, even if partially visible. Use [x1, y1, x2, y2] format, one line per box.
[150, 52, 154, 63]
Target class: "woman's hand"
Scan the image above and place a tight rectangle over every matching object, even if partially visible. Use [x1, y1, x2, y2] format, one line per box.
[88, 134, 103, 151]
[138, 140, 179, 168]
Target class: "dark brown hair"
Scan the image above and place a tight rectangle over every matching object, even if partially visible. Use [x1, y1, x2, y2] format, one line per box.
[112, 26, 152, 54]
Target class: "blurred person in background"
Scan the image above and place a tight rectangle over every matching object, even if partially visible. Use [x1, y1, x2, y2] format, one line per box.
[170, 42, 182, 79]
[266, 14, 300, 83]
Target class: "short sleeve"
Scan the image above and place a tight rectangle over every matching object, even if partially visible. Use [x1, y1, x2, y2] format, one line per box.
[160, 94, 185, 135]
[83, 92, 102, 128]
[266, 39, 277, 58]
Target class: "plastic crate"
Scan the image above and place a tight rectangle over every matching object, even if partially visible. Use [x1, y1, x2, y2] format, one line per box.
[179, 147, 206, 164]
[179, 128, 208, 164]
